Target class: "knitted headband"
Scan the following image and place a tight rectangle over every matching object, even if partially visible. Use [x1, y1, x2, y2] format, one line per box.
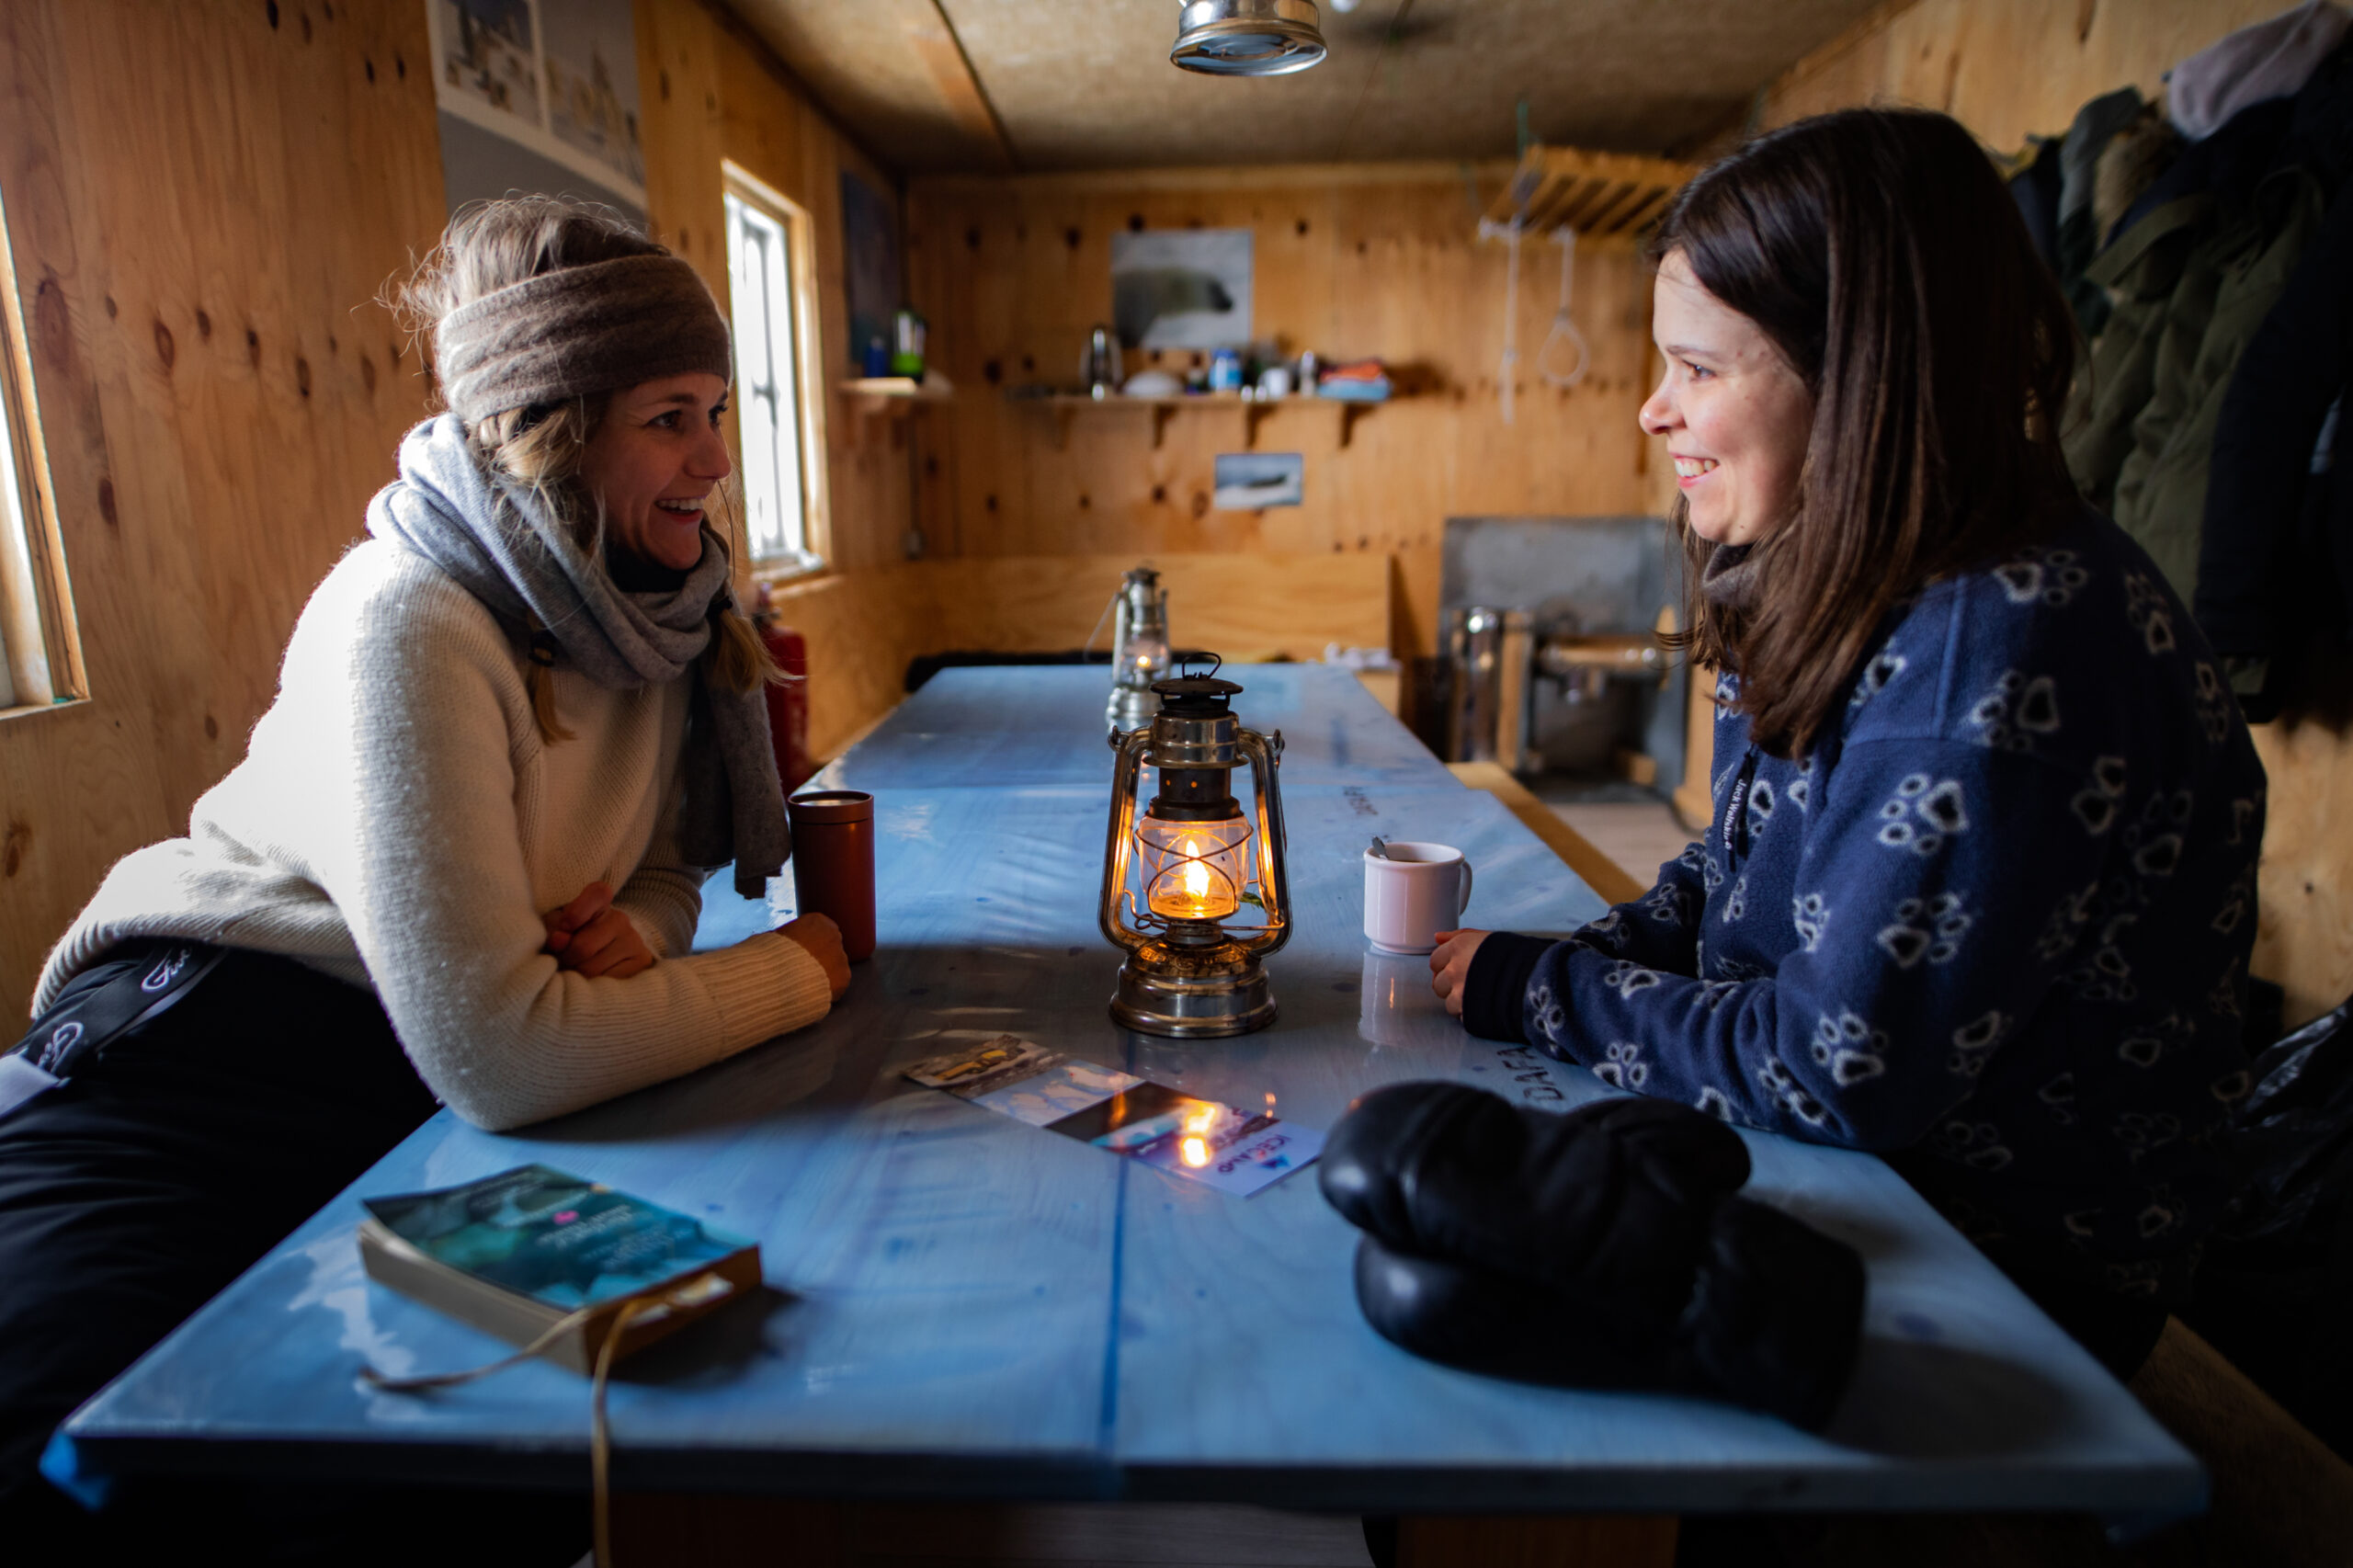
[434, 253, 733, 425]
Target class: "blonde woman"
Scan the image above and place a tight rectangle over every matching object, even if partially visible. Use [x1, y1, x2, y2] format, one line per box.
[0, 199, 847, 1548]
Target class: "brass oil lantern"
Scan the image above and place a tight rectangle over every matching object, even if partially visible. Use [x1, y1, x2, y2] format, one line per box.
[1098, 656, 1290, 1036]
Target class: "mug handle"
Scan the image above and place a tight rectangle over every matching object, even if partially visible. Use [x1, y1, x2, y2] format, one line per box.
[1457, 858, 1474, 916]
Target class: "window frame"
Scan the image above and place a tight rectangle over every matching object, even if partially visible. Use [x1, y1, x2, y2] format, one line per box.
[0, 187, 85, 722]
[721, 161, 831, 582]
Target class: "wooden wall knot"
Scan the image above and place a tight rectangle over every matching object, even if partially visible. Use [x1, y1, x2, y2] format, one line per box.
[153, 319, 175, 372]
[1, 820, 28, 880]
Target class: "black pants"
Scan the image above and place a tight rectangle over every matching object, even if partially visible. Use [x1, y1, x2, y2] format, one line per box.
[0, 947, 581, 1564]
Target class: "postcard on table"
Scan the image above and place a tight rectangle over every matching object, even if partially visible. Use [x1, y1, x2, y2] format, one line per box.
[901, 1035, 1320, 1195]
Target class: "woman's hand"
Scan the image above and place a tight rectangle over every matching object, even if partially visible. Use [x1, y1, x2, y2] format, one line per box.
[542, 881, 655, 980]
[779, 913, 852, 1001]
[1429, 928, 1492, 1017]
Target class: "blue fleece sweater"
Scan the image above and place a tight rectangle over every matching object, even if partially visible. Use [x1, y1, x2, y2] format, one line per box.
[1465, 513, 2268, 1303]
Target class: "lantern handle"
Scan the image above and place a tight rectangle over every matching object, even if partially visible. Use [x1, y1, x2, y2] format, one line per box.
[1174, 651, 1223, 680]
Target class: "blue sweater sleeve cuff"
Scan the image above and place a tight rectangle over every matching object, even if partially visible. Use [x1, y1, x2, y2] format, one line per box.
[1461, 932, 1557, 1043]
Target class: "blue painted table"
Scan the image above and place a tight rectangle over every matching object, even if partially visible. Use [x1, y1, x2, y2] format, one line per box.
[808, 664, 1460, 793]
[60, 669, 2201, 1521]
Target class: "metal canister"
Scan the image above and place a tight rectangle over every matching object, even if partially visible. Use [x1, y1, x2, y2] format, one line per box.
[788, 790, 877, 961]
[1444, 607, 1534, 770]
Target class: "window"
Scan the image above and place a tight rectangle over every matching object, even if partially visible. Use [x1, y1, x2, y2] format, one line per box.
[0, 199, 83, 717]
[723, 166, 827, 572]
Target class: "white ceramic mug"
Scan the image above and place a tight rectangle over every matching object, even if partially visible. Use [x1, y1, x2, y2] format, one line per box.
[1363, 842, 1474, 955]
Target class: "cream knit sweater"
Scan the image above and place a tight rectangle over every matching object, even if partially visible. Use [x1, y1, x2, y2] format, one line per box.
[34, 540, 833, 1130]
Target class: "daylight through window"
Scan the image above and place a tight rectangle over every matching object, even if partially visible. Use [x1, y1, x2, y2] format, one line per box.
[724, 176, 820, 570]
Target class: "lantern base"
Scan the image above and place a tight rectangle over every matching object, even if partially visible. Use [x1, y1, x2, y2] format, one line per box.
[1110, 943, 1277, 1037]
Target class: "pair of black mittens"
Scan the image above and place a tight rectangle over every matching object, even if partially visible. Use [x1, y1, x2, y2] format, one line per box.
[1319, 1083, 1865, 1432]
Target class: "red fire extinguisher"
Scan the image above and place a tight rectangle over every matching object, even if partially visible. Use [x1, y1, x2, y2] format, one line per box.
[753, 587, 813, 793]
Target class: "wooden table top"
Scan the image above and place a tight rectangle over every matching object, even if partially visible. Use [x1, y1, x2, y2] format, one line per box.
[58, 666, 2201, 1519]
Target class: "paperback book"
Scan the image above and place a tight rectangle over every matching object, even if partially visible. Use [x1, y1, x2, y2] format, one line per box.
[358, 1165, 760, 1375]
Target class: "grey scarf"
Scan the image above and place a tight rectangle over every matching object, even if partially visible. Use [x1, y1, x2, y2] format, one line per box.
[1700, 541, 1764, 612]
[368, 414, 789, 897]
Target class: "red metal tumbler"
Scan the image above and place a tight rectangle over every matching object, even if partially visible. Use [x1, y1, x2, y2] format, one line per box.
[787, 790, 876, 961]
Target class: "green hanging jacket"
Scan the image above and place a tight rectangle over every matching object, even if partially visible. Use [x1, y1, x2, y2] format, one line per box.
[2071, 171, 2325, 602]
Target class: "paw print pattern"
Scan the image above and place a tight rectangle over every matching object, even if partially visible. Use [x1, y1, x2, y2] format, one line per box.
[1527, 982, 1566, 1045]
[2103, 1258, 2165, 1299]
[2206, 958, 2244, 1020]
[2209, 1069, 2251, 1105]
[1994, 547, 2091, 608]
[1723, 873, 1748, 923]
[1575, 907, 1630, 954]
[1849, 650, 1908, 709]
[1695, 1085, 1733, 1120]
[1877, 774, 1969, 854]
[1756, 1054, 1830, 1128]
[1791, 892, 1830, 951]
[1700, 855, 1725, 893]
[2227, 794, 2259, 846]
[1878, 892, 1974, 969]
[1696, 979, 1744, 1014]
[2125, 572, 2177, 655]
[1599, 960, 1661, 1000]
[1593, 1040, 1650, 1090]
[1811, 1009, 1889, 1085]
[1713, 954, 1766, 983]
[2192, 661, 2231, 743]
[1643, 881, 1693, 926]
[2035, 879, 2099, 961]
[2135, 1188, 2188, 1240]
[1969, 670, 2058, 753]
[1948, 1009, 2009, 1076]
[1934, 1119, 2015, 1171]
[2116, 1011, 2196, 1070]
[2112, 1109, 2182, 1165]
[1748, 778, 1776, 832]
[2071, 755, 2129, 834]
[2038, 1071, 2077, 1126]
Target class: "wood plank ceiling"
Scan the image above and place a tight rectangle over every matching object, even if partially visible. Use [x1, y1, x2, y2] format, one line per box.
[722, 0, 1894, 174]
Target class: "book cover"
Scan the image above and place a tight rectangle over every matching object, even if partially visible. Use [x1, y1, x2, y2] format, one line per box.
[359, 1165, 760, 1374]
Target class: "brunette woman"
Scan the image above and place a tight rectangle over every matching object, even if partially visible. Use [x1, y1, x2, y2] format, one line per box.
[0, 199, 848, 1551]
[1431, 109, 2267, 1380]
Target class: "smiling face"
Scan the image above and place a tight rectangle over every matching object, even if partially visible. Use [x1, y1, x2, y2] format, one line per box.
[578, 371, 733, 572]
[1639, 250, 1814, 549]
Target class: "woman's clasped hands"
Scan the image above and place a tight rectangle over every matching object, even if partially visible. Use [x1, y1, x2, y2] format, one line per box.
[542, 883, 853, 1001]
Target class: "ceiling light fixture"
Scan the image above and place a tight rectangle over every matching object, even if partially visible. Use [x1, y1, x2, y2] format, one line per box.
[1171, 0, 1328, 76]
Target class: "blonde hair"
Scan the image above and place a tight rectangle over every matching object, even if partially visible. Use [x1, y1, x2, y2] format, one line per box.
[395, 197, 779, 742]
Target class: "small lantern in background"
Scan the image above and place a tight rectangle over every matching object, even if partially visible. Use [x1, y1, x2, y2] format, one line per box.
[1108, 565, 1170, 731]
[1099, 655, 1290, 1036]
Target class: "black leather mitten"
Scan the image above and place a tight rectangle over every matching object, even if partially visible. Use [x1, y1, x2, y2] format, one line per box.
[1351, 1198, 1867, 1432]
[1318, 1083, 1753, 1317]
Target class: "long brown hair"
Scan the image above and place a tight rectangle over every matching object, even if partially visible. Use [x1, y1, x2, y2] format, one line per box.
[394, 197, 778, 742]
[1653, 108, 2079, 756]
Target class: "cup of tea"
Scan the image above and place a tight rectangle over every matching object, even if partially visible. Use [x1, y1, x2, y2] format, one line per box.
[1363, 842, 1474, 955]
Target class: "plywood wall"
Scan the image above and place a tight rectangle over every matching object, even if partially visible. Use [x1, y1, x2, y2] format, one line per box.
[635, 0, 916, 758]
[1761, 0, 2294, 146]
[904, 165, 1671, 660]
[0, 0, 445, 1024]
[1756, 0, 2353, 1027]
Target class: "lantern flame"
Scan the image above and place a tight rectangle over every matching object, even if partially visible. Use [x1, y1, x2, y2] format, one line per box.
[1180, 837, 1211, 905]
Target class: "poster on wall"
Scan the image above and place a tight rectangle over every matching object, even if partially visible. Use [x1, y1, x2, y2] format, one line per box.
[426, 0, 647, 210]
[1110, 229, 1252, 350]
[1212, 452, 1303, 511]
[840, 172, 901, 375]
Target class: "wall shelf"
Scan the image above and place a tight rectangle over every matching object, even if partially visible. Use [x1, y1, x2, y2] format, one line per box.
[837, 377, 952, 450]
[1015, 392, 1387, 452]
